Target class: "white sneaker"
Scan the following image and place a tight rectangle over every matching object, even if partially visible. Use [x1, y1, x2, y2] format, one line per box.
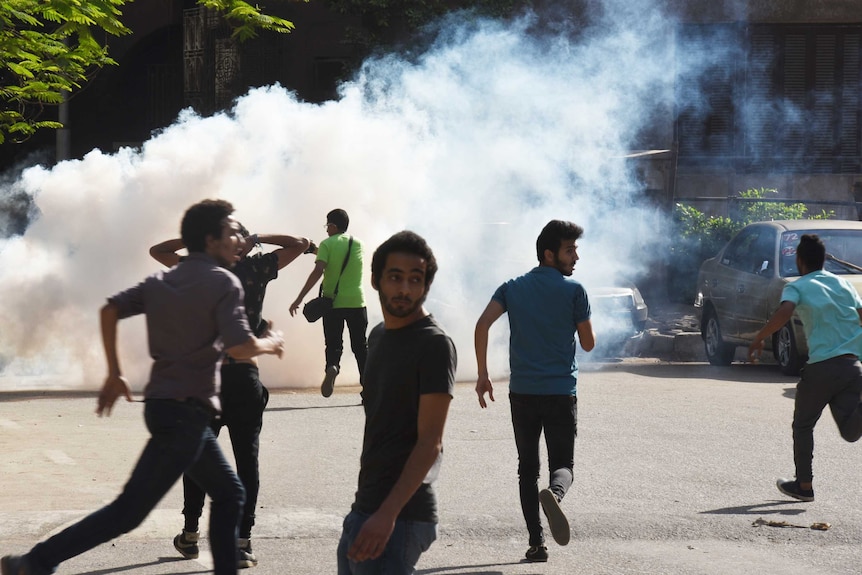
[539, 488, 570, 546]
[238, 538, 258, 569]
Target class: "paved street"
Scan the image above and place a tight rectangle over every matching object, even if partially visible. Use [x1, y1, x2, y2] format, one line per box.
[2, 360, 861, 574]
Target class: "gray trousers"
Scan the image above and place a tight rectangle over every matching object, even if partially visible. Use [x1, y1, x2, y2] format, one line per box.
[793, 355, 862, 482]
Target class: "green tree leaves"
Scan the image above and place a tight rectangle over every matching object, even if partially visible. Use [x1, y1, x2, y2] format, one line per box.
[0, 0, 296, 144]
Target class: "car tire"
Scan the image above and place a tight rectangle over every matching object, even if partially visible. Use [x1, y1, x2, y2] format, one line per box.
[773, 322, 803, 376]
[703, 310, 735, 366]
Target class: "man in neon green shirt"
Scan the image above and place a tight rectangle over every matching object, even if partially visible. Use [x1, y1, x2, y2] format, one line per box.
[291, 209, 367, 397]
[749, 233, 862, 502]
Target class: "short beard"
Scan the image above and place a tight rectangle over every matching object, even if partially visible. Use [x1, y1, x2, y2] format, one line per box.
[553, 254, 573, 276]
[380, 292, 427, 318]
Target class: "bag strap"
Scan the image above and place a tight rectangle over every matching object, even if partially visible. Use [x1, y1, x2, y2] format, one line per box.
[320, 236, 354, 297]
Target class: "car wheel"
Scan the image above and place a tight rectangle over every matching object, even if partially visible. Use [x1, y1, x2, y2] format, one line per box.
[703, 310, 735, 366]
[773, 322, 803, 376]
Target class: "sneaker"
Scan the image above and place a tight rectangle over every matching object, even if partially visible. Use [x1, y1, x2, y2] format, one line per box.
[539, 488, 571, 546]
[524, 545, 548, 562]
[776, 478, 814, 502]
[238, 538, 258, 569]
[1, 555, 31, 575]
[321, 365, 339, 398]
[173, 530, 200, 560]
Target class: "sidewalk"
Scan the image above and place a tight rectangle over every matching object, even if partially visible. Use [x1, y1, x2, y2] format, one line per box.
[638, 300, 705, 361]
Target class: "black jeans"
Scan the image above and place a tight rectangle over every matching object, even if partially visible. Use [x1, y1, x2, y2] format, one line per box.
[323, 306, 368, 382]
[509, 392, 577, 547]
[793, 356, 862, 482]
[183, 363, 269, 539]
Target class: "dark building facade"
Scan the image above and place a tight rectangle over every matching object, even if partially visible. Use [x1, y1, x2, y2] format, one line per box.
[0, 0, 358, 170]
[2, 0, 860, 217]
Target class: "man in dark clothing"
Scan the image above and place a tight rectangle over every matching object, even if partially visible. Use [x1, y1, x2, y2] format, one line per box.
[1, 199, 285, 575]
[336, 231, 456, 575]
[150, 227, 312, 568]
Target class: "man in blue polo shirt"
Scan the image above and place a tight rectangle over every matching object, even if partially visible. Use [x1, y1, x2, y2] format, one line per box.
[749, 233, 862, 503]
[474, 219, 595, 564]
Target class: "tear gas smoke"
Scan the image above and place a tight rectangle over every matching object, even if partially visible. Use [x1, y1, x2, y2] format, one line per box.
[0, 2, 682, 391]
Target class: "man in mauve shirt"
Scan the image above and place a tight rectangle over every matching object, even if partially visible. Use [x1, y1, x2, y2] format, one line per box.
[1, 199, 284, 575]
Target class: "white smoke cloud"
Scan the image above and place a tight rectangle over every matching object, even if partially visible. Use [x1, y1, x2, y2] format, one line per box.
[0, 3, 678, 391]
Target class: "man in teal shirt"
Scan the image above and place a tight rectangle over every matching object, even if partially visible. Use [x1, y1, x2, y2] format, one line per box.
[749, 234, 862, 502]
[474, 220, 595, 563]
[291, 209, 367, 397]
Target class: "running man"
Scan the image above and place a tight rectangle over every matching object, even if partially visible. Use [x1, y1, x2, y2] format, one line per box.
[150, 226, 312, 568]
[1, 199, 284, 575]
[474, 219, 595, 563]
[289, 209, 367, 397]
[748, 233, 862, 502]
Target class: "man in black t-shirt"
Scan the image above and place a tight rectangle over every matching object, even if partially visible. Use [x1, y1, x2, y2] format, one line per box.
[336, 231, 456, 575]
[150, 226, 312, 569]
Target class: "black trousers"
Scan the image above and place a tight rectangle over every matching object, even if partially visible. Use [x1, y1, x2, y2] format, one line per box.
[793, 356, 862, 482]
[182, 363, 269, 539]
[509, 392, 577, 546]
[323, 306, 368, 382]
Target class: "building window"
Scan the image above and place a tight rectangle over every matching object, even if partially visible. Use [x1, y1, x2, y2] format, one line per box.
[676, 24, 862, 173]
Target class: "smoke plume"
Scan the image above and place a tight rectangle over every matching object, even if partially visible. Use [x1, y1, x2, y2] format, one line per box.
[0, 2, 679, 391]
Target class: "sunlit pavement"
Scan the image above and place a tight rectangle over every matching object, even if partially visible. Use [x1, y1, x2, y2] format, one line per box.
[2, 361, 860, 575]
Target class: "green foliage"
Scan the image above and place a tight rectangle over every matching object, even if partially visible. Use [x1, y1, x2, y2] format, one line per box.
[0, 0, 298, 143]
[0, 0, 127, 143]
[196, 0, 296, 41]
[668, 187, 835, 302]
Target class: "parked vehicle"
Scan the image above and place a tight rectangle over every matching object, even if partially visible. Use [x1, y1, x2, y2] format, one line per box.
[590, 282, 649, 357]
[694, 220, 862, 374]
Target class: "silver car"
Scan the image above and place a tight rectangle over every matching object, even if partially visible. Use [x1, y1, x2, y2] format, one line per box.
[590, 282, 649, 357]
[694, 220, 862, 374]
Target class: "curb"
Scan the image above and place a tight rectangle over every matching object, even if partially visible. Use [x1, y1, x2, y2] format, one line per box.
[641, 329, 704, 361]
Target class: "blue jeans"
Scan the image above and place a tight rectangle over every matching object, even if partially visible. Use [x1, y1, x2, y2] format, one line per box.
[27, 399, 245, 575]
[336, 510, 437, 575]
[510, 392, 577, 547]
[323, 306, 368, 382]
[183, 363, 269, 539]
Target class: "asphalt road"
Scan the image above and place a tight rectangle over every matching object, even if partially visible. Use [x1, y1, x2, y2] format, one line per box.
[2, 360, 861, 574]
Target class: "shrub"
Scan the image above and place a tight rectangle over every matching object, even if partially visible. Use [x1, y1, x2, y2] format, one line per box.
[667, 188, 833, 302]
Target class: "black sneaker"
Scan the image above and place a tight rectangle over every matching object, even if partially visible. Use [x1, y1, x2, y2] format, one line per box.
[524, 545, 548, 562]
[321, 365, 339, 398]
[1, 555, 31, 575]
[237, 538, 258, 569]
[776, 478, 814, 502]
[539, 488, 571, 545]
[173, 530, 200, 559]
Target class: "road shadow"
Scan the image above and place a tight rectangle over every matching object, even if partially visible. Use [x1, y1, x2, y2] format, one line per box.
[417, 562, 526, 575]
[583, 361, 799, 384]
[266, 403, 361, 412]
[0, 389, 95, 402]
[700, 500, 806, 516]
[76, 556, 208, 575]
